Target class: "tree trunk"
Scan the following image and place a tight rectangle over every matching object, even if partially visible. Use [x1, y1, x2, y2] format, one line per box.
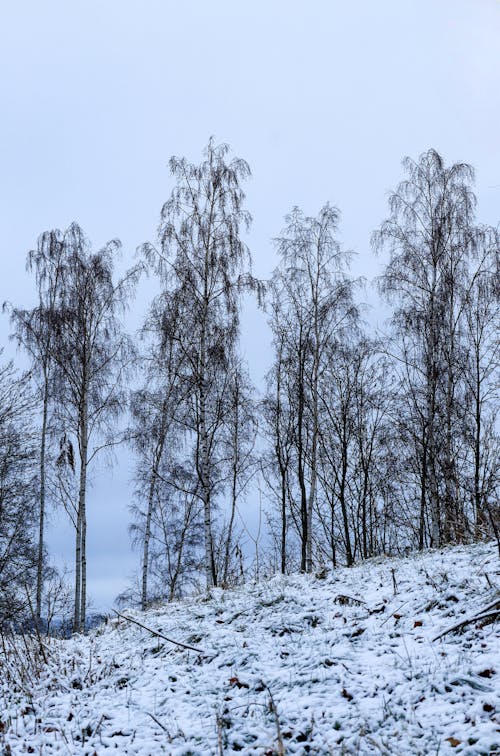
[280, 467, 287, 574]
[473, 352, 483, 537]
[275, 339, 288, 575]
[199, 319, 215, 589]
[305, 267, 321, 574]
[223, 392, 239, 586]
[306, 361, 319, 573]
[75, 380, 89, 633]
[443, 298, 459, 543]
[296, 358, 308, 573]
[73, 505, 82, 633]
[427, 309, 441, 547]
[36, 366, 49, 625]
[418, 438, 428, 550]
[141, 476, 156, 611]
[80, 497, 87, 631]
[339, 431, 353, 567]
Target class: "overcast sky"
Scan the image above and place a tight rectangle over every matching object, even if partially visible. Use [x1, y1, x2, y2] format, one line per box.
[1, 0, 499, 610]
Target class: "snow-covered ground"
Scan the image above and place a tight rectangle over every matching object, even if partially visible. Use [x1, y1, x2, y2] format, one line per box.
[1, 542, 499, 755]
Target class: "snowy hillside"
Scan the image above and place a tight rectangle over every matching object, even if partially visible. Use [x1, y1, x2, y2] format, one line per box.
[1, 542, 499, 755]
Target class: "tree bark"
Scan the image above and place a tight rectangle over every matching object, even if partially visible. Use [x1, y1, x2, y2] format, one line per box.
[141, 415, 167, 611]
[75, 375, 89, 633]
[36, 365, 49, 625]
[223, 383, 239, 586]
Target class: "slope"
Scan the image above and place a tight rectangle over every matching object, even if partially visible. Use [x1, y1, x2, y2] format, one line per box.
[1, 541, 499, 754]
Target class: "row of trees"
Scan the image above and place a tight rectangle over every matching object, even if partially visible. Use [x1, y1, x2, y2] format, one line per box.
[264, 151, 499, 575]
[0, 143, 498, 629]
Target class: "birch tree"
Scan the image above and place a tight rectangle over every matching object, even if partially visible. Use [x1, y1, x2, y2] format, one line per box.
[269, 205, 358, 572]
[262, 323, 296, 574]
[144, 138, 257, 589]
[373, 148, 499, 546]
[219, 360, 258, 586]
[49, 223, 138, 632]
[373, 149, 477, 546]
[129, 293, 191, 609]
[462, 228, 499, 537]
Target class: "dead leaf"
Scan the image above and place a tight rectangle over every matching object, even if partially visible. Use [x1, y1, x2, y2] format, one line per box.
[478, 668, 495, 678]
[229, 676, 249, 689]
[341, 688, 353, 701]
[445, 737, 461, 748]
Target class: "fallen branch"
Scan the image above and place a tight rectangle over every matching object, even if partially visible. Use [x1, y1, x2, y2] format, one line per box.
[334, 594, 366, 607]
[112, 610, 204, 653]
[433, 598, 500, 642]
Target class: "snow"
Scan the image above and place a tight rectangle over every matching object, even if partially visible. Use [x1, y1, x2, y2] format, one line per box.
[1, 542, 499, 754]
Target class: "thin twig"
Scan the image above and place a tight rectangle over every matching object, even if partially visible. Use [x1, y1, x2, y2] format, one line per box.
[380, 600, 409, 627]
[146, 711, 169, 734]
[24, 585, 48, 665]
[261, 680, 285, 756]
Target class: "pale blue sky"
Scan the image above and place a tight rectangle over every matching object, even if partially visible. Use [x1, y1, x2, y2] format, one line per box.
[1, 0, 499, 609]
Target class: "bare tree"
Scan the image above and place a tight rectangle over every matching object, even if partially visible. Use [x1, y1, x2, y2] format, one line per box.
[262, 325, 296, 574]
[48, 223, 139, 632]
[462, 228, 499, 537]
[374, 148, 499, 547]
[315, 337, 393, 564]
[373, 149, 477, 546]
[143, 138, 259, 589]
[317, 341, 359, 566]
[268, 205, 358, 572]
[219, 360, 258, 586]
[5, 231, 66, 624]
[128, 292, 193, 609]
[0, 359, 38, 627]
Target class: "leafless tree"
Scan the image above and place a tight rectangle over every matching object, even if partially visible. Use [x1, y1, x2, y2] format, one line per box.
[462, 228, 499, 538]
[267, 205, 358, 572]
[48, 223, 139, 632]
[0, 359, 38, 626]
[219, 360, 258, 586]
[5, 231, 66, 624]
[143, 138, 260, 589]
[128, 292, 191, 609]
[373, 148, 499, 546]
[262, 325, 296, 574]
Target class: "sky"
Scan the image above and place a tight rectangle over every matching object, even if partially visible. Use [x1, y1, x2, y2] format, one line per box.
[1, 0, 500, 610]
